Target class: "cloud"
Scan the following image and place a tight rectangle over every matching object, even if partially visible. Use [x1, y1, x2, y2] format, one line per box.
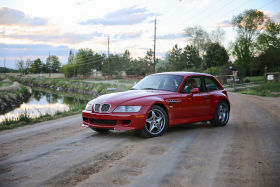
[80, 6, 157, 25]
[157, 33, 184, 40]
[272, 11, 280, 22]
[0, 7, 47, 26]
[0, 43, 70, 57]
[1, 31, 103, 44]
[0, 43, 71, 69]
[114, 31, 143, 40]
[214, 20, 232, 28]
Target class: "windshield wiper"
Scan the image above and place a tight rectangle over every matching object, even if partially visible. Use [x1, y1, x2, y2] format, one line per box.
[130, 88, 137, 90]
[143, 88, 157, 90]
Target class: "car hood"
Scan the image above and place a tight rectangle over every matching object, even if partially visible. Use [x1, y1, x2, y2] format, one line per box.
[92, 90, 172, 106]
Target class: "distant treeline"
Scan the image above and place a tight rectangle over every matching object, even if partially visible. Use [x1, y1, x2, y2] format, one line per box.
[17, 55, 61, 75]
[0, 67, 18, 73]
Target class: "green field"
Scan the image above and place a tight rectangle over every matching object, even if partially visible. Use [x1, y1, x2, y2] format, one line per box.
[244, 76, 265, 84]
[233, 81, 280, 97]
[0, 81, 13, 88]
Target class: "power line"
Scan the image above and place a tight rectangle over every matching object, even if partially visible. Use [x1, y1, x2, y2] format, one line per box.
[64, 55, 128, 67]
[205, 0, 277, 28]
[153, 18, 157, 73]
[108, 35, 110, 75]
[189, 0, 237, 26]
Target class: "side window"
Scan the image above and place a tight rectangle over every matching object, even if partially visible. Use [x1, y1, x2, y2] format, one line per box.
[180, 77, 203, 93]
[204, 77, 221, 92]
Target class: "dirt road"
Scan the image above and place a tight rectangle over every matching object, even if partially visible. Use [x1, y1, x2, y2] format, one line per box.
[0, 93, 280, 187]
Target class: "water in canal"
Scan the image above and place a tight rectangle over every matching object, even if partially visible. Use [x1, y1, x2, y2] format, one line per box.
[0, 88, 89, 123]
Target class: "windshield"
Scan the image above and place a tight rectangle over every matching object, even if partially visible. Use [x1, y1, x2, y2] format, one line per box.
[133, 74, 184, 92]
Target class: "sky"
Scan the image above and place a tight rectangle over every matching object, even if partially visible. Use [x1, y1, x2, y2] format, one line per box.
[0, 0, 279, 69]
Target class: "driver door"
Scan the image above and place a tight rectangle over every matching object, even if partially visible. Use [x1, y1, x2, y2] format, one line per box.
[180, 76, 211, 120]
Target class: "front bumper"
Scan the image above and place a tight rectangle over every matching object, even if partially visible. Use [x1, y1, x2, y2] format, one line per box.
[82, 108, 148, 131]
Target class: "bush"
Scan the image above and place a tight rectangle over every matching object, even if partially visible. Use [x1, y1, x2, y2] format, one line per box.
[203, 63, 232, 76]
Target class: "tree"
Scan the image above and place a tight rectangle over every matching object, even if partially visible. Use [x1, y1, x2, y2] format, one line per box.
[254, 47, 280, 74]
[31, 58, 42, 73]
[184, 26, 210, 55]
[166, 44, 182, 71]
[257, 22, 280, 51]
[25, 59, 33, 74]
[62, 64, 72, 78]
[41, 63, 48, 73]
[123, 49, 131, 72]
[45, 55, 61, 75]
[125, 58, 146, 76]
[17, 59, 25, 74]
[102, 54, 124, 76]
[232, 9, 267, 73]
[181, 45, 202, 69]
[45, 56, 52, 75]
[210, 28, 225, 44]
[144, 49, 154, 74]
[203, 43, 229, 69]
[68, 49, 75, 63]
[76, 49, 94, 76]
[255, 21, 280, 74]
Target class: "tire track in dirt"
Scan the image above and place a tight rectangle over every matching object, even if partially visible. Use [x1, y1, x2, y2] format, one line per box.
[159, 124, 233, 187]
[44, 145, 135, 186]
[0, 114, 83, 160]
[78, 131, 185, 187]
[213, 93, 280, 187]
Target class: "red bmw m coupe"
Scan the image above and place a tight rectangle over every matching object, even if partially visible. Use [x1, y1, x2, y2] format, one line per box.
[82, 72, 230, 137]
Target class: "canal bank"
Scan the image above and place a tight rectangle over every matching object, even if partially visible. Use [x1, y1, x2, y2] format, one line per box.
[0, 81, 32, 115]
[8, 75, 116, 96]
[0, 87, 89, 130]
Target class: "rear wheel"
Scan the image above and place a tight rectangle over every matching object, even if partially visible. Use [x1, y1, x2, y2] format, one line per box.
[90, 127, 110, 133]
[210, 100, 229, 126]
[141, 105, 168, 137]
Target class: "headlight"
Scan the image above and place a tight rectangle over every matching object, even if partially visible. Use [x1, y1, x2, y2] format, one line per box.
[85, 103, 93, 111]
[113, 106, 141, 113]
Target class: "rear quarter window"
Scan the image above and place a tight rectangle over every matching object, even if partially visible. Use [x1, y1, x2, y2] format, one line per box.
[205, 77, 222, 91]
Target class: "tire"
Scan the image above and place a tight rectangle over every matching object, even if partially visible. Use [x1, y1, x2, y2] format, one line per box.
[141, 105, 168, 137]
[90, 127, 110, 133]
[210, 100, 229, 126]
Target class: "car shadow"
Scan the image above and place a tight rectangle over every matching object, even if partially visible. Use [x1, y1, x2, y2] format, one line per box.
[85, 121, 219, 140]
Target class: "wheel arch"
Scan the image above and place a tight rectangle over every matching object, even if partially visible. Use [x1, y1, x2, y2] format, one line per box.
[210, 97, 230, 117]
[220, 98, 230, 111]
[153, 102, 169, 117]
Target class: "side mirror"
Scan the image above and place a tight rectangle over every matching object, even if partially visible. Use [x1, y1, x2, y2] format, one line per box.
[190, 88, 199, 95]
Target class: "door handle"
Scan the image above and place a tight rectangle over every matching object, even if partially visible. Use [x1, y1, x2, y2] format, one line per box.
[204, 96, 209, 100]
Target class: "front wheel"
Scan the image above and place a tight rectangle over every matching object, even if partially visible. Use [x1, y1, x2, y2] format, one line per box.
[141, 105, 168, 137]
[210, 100, 229, 126]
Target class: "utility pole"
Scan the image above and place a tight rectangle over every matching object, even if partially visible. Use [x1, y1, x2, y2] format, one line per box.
[48, 52, 51, 77]
[108, 35, 110, 77]
[153, 18, 157, 73]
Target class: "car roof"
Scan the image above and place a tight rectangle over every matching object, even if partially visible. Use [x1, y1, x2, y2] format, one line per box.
[153, 72, 212, 77]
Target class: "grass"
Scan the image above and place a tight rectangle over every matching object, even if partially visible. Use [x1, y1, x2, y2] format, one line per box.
[244, 76, 265, 84]
[0, 104, 86, 131]
[0, 81, 13, 88]
[118, 79, 140, 84]
[233, 82, 280, 97]
[8, 75, 114, 95]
